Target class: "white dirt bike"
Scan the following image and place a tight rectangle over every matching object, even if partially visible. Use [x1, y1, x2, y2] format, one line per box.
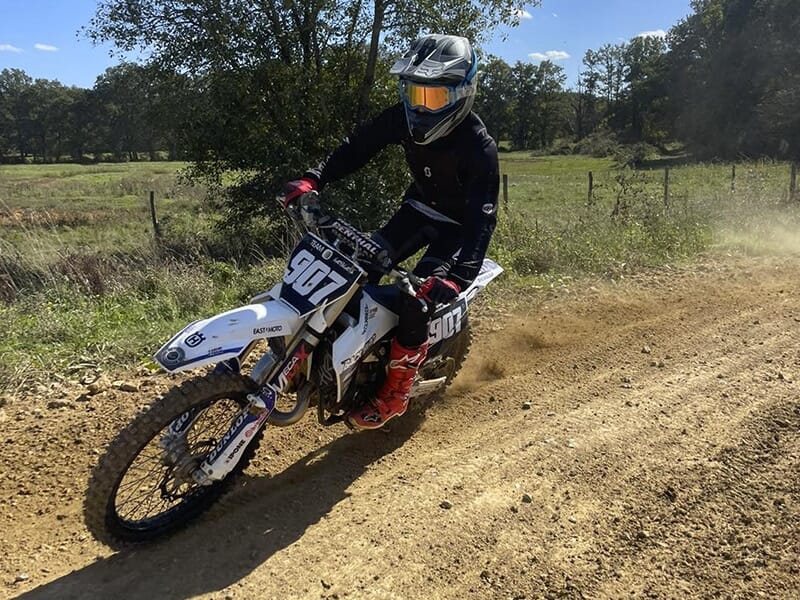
[84, 194, 503, 546]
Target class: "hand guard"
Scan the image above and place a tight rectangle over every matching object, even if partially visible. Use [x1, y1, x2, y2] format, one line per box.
[283, 177, 318, 208]
[417, 276, 461, 305]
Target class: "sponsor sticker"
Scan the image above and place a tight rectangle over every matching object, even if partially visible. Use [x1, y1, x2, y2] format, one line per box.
[253, 325, 284, 335]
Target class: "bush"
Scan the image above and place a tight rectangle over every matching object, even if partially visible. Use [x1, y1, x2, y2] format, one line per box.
[491, 173, 712, 279]
[550, 138, 576, 155]
[614, 142, 660, 168]
[574, 129, 620, 158]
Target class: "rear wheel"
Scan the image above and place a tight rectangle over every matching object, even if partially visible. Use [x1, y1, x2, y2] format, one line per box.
[420, 321, 472, 384]
[442, 321, 472, 385]
[84, 372, 261, 547]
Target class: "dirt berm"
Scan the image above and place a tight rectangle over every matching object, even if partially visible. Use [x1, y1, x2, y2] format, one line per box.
[1, 254, 798, 599]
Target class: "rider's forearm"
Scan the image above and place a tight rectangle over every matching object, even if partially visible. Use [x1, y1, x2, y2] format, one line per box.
[305, 103, 405, 188]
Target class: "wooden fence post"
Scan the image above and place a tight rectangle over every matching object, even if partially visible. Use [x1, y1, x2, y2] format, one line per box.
[149, 191, 161, 239]
[588, 171, 594, 206]
[502, 173, 509, 212]
[664, 167, 670, 208]
[791, 163, 798, 200]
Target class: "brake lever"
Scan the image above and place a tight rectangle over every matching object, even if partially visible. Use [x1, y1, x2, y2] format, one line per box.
[298, 191, 322, 228]
[390, 268, 424, 296]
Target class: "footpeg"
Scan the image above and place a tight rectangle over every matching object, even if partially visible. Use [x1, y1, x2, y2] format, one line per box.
[408, 376, 447, 398]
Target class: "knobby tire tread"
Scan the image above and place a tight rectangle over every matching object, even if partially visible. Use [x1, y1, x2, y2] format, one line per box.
[445, 321, 472, 386]
[84, 371, 261, 548]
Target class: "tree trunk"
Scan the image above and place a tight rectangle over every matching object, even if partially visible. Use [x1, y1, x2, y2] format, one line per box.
[573, 92, 585, 140]
[356, 0, 385, 126]
[342, 0, 365, 87]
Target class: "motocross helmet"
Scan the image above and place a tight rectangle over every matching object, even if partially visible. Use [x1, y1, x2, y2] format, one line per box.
[390, 34, 478, 145]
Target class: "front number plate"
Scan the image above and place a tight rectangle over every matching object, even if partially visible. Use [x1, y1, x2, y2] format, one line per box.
[280, 234, 362, 314]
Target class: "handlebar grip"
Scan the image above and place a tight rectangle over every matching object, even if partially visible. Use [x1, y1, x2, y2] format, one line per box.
[406, 272, 424, 289]
[282, 191, 321, 228]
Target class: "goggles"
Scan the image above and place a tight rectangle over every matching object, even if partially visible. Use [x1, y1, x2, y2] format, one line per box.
[400, 80, 470, 113]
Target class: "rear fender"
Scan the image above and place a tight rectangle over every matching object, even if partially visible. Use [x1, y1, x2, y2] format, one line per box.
[427, 258, 503, 351]
[154, 300, 300, 373]
[462, 258, 504, 302]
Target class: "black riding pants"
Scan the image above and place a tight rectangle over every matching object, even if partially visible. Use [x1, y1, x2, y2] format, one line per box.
[371, 202, 462, 348]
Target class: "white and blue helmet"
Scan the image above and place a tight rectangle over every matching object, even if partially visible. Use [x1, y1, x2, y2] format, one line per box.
[390, 34, 478, 145]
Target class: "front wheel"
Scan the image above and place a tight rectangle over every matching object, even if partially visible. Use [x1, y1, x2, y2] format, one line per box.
[84, 372, 262, 547]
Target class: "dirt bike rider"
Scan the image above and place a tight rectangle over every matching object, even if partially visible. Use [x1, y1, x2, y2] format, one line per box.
[283, 34, 499, 430]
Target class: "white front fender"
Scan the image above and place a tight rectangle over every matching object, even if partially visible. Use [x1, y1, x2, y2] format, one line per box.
[154, 300, 300, 372]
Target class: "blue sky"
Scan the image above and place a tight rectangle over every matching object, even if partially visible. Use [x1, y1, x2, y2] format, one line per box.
[0, 0, 693, 89]
[484, 0, 694, 85]
[0, 1, 121, 88]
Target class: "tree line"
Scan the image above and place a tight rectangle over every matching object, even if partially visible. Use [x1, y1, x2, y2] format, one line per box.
[0, 64, 191, 163]
[1, 1, 797, 204]
[473, 34, 672, 160]
[477, 0, 799, 162]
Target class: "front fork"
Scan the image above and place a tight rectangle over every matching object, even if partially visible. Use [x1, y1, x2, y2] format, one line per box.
[190, 386, 277, 484]
[174, 337, 316, 486]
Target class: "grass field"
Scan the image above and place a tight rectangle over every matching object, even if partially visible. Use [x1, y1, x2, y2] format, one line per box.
[1, 155, 799, 391]
[0, 162, 205, 258]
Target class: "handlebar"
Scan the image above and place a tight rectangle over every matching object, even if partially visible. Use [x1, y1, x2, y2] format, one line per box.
[281, 191, 423, 291]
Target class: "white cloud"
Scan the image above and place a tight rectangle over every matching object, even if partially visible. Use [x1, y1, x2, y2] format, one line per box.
[34, 43, 59, 52]
[636, 30, 667, 39]
[0, 43, 22, 53]
[529, 50, 571, 62]
[552, 13, 559, 18]
[515, 9, 533, 19]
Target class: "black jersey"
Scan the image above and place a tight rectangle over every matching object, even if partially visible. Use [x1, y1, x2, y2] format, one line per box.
[305, 102, 499, 287]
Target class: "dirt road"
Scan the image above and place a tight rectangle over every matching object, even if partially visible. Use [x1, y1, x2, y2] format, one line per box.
[1, 254, 798, 599]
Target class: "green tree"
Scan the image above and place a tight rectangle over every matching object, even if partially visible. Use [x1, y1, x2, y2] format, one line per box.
[509, 60, 567, 150]
[584, 44, 627, 119]
[531, 61, 568, 149]
[25, 79, 79, 162]
[92, 64, 154, 160]
[0, 69, 34, 161]
[86, 0, 538, 233]
[666, 0, 800, 158]
[623, 35, 668, 144]
[474, 56, 515, 143]
[751, 0, 800, 158]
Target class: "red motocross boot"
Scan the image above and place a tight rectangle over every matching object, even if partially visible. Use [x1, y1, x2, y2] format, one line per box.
[348, 339, 428, 430]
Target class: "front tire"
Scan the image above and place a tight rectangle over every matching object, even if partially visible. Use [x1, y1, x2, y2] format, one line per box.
[84, 372, 262, 548]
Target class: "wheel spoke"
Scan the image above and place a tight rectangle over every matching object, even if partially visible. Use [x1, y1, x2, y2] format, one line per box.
[117, 469, 164, 500]
[113, 396, 245, 525]
[121, 486, 161, 520]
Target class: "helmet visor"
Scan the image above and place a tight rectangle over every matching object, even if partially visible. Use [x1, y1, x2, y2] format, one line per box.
[401, 81, 454, 113]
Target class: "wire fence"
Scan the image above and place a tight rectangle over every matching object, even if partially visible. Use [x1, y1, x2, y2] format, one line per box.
[500, 161, 800, 218]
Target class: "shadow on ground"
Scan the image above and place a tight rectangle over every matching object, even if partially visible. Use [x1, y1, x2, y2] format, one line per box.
[16, 411, 426, 600]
